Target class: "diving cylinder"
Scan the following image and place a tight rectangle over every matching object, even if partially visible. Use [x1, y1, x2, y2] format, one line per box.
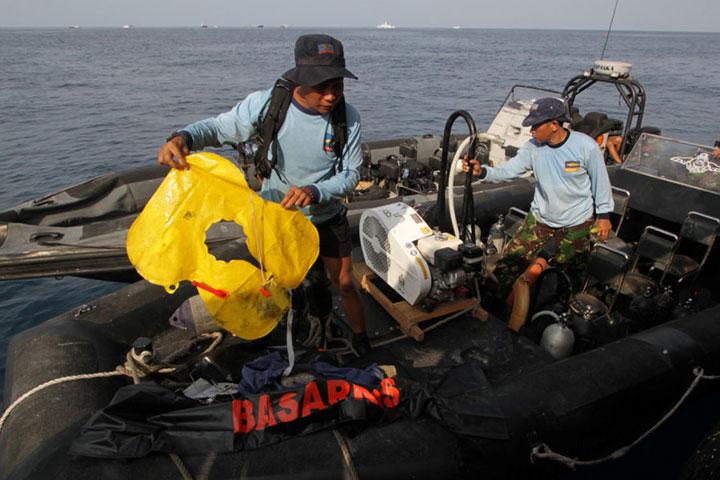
[541, 319, 575, 359]
[168, 295, 219, 336]
[489, 215, 505, 254]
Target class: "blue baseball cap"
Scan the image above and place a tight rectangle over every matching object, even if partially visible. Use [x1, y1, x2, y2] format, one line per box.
[522, 97, 570, 127]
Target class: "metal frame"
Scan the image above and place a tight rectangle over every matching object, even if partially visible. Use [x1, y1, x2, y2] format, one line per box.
[610, 186, 631, 236]
[562, 69, 646, 160]
[492, 84, 563, 119]
[632, 225, 679, 285]
[581, 242, 630, 313]
[502, 206, 528, 246]
[666, 211, 720, 287]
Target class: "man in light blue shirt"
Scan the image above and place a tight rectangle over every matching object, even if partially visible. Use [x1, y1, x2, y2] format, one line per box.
[465, 97, 614, 270]
[157, 34, 369, 354]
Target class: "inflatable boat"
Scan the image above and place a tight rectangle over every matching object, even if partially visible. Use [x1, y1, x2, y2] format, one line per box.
[0, 134, 534, 283]
[3, 62, 720, 479]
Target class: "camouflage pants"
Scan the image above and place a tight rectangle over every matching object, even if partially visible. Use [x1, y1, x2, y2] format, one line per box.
[496, 212, 595, 293]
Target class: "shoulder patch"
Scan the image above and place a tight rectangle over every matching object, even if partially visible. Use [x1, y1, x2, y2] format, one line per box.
[565, 161, 581, 172]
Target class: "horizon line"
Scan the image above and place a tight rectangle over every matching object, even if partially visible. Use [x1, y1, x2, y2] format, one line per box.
[1, 25, 719, 34]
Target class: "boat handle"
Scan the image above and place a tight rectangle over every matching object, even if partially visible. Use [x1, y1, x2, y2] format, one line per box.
[30, 231, 64, 243]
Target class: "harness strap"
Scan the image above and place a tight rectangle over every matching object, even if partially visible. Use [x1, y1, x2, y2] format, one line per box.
[255, 79, 294, 180]
[254, 78, 348, 180]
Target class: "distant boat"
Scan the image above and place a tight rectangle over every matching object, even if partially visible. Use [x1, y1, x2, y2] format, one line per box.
[256, 24, 264, 29]
[68, 25, 80, 29]
[122, 24, 133, 29]
[376, 21, 396, 29]
[281, 24, 289, 29]
[200, 23, 209, 28]
[452, 25, 461, 29]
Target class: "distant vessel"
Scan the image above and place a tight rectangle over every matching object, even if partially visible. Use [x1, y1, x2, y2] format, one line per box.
[200, 23, 209, 28]
[122, 24, 133, 29]
[376, 21, 396, 29]
[452, 25, 461, 29]
[256, 24, 264, 29]
[68, 25, 80, 29]
[281, 24, 289, 29]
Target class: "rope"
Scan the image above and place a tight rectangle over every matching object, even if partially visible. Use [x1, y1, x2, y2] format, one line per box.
[530, 367, 720, 469]
[333, 429, 360, 480]
[0, 331, 223, 435]
[249, 194, 267, 285]
[0, 370, 125, 433]
[283, 308, 296, 377]
[169, 453, 195, 480]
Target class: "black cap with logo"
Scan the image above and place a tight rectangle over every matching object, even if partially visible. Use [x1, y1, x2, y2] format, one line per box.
[283, 34, 358, 87]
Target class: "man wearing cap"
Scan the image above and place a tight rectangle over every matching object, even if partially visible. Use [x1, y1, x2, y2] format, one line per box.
[157, 34, 370, 354]
[465, 97, 614, 279]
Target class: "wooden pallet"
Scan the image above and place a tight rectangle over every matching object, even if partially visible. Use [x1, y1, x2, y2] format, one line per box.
[352, 262, 487, 342]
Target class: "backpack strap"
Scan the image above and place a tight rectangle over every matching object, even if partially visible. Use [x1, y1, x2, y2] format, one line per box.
[255, 78, 348, 180]
[330, 97, 348, 174]
[255, 78, 294, 180]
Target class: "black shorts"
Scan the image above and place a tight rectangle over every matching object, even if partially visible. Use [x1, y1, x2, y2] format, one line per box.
[315, 212, 352, 258]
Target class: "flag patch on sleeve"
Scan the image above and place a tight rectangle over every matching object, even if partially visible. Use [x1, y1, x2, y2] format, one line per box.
[323, 133, 334, 152]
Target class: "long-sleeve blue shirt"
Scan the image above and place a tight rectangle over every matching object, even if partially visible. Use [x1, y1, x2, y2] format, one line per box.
[482, 130, 614, 228]
[182, 88, 362, 224]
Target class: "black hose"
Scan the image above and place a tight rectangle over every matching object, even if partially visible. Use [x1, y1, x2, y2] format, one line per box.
[530, 266, 574, 315]
[436, 110, 478, 241]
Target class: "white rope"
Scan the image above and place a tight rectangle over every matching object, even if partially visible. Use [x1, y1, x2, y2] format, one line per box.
[249, 194, 267, 285]
[283, 308, 296, 377]
[0, 331, 223, 436]
[530, 366, 720, 469]
[0, 370, 125, 433]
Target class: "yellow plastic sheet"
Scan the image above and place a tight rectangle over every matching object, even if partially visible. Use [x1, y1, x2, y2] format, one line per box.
[127, 152, 319, 339]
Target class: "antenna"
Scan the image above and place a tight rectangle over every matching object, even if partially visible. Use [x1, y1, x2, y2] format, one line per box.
[600, 0, 620, 60]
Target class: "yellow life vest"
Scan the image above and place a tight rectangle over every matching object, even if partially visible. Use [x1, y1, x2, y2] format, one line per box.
[127, 152, 319, 339]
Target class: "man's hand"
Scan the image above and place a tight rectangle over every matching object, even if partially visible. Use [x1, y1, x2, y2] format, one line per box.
[593, 218, 613, 242]
[158, 136, 190, 170]
[280, 186, 314, 209]
[462, 156, 484, 177]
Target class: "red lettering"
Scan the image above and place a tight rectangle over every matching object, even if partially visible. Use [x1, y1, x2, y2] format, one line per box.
[302, 381, 327, 417]
[232, 399, 256, 433]
[327, 380, 351, 405]
[255, 394, 278, 430]
[381, 378, 400, 408]
[277, 392, 299, 423]
[352, 384, 380, 406]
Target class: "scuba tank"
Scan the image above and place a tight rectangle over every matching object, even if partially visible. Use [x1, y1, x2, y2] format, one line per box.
[540, 312, 575, 359]
[489, 215, 505, 255]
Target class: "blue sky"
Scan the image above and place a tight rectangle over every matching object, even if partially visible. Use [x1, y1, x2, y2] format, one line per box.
[2, 0, 719, 32]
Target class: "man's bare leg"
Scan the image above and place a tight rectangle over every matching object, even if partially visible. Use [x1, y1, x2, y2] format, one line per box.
[321, 255, 366, 335]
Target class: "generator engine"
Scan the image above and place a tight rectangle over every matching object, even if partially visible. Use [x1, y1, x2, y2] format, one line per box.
[359, 202, 482, 308]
